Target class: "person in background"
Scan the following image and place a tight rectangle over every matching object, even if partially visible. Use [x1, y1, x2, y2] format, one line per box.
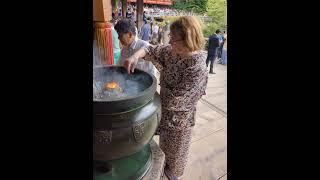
[132, 8, 136, 22]
[206, 29, 221, 74]
[126, 8, 132, 19]
[114, 19, 155, 75]
[218, 30, 226, 64]
[216, 29, 223, 61]
[150, 22, 159, 45]
[139, 17, 152, 42]
[111, 22, 121, 65]
[221, 34, 227, 65]
[134, 21, 139, 41]
[158, 26, 164, 45]
[143, 11, 147, 24]
[118, 9, 122, 17]
[162, 21, 170, 45]
[153, 22, 159, 35]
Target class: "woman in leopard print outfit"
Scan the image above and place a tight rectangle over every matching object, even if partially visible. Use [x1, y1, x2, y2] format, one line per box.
[123, 16, 208, 180]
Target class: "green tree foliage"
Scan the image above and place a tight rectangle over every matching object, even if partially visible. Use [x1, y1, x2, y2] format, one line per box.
[170, 0, 227, 38]
[172, 0, 208, 13]
[206, 0, 225, 25]
[202, 0, 226, 37]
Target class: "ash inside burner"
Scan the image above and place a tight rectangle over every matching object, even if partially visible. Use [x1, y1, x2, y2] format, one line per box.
[93, 80, 143, 101]
[93, 66, 153, 101]
[93, 81, 119, 100]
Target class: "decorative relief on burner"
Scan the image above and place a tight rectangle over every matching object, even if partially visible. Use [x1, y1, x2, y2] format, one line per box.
[157, 113, 160, 125]
[133, 122, 145, 142]
[94, 130, 112, 144]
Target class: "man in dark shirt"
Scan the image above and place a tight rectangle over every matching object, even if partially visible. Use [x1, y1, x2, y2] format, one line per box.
[206, 29, 221, 74]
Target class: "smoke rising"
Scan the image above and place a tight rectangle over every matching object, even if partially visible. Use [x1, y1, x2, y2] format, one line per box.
[93, 66, 153, 101]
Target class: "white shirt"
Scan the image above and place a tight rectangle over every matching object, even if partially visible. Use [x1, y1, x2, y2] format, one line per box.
[152, 25, 159, 34]
[223, 38, 227, 50]
[118, 39, 156, 75]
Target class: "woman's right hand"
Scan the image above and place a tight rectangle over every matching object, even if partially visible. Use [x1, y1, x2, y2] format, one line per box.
[124, 55, 139, 74]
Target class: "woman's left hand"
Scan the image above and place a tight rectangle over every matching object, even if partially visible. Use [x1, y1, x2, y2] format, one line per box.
[124, 55, 138, 74]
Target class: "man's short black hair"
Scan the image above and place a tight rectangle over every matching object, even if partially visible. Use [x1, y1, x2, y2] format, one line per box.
[114, 19, 136, 35]
[216, 29, 221, 34]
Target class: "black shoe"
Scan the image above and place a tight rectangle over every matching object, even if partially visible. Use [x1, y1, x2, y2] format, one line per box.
[209, 69, 215, 74]
[209, 67, 215, 73]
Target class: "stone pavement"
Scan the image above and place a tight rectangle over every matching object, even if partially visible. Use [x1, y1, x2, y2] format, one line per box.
[153, 62, 227, 180]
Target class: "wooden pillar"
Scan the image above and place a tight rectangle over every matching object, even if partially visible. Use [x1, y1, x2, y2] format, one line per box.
[122, 0, 127, 18]
[137, 0, 144, 31]
[93, 0, 114, 65]
[93, 0, 112, 22]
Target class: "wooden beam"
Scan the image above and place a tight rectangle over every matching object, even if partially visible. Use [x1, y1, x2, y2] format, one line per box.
[122, 0, 127, 18]
[93, 0, 112, 22]
[93, 0, 114, 65]
[137, 0, 144, 31]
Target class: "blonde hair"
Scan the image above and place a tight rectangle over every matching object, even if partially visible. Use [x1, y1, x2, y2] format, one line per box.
[170, 16, 204, 52]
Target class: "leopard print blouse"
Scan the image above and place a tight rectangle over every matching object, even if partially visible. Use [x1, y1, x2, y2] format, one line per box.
[144, 45, 208, 131]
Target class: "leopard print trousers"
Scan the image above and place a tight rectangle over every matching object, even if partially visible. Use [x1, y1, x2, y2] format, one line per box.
[159, 128, 192, 177]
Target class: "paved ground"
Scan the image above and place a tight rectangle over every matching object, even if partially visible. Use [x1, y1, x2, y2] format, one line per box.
[154, 62, 227, 180]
